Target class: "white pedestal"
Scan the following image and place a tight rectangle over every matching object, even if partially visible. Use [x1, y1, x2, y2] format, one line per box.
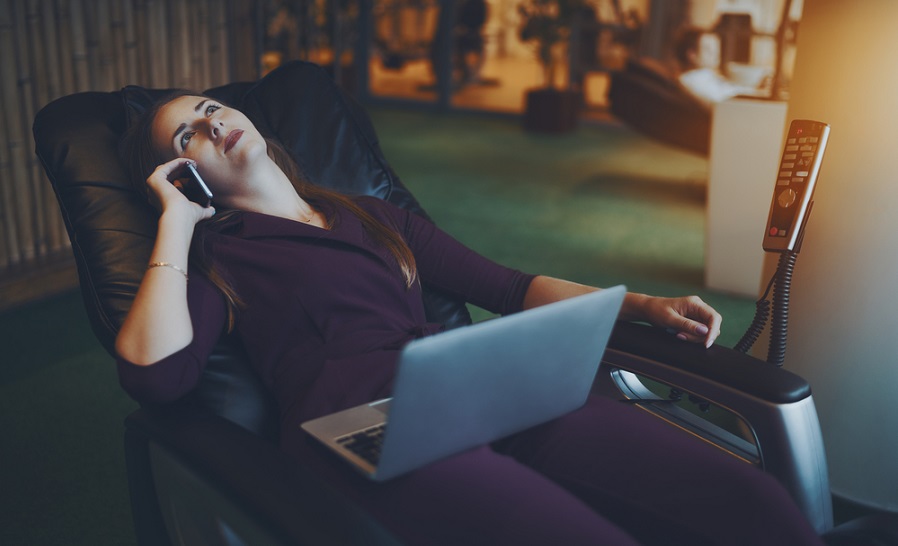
[705, 98, 788, 297]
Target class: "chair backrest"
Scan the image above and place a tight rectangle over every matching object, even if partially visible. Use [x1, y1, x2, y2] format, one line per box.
[33, 61, 472, 439]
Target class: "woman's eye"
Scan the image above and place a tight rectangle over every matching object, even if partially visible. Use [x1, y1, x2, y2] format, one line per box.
[180, 131, 195, 149]
[205, 104, 221, 116]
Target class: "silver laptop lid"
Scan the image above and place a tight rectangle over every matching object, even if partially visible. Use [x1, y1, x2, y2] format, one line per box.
[374, 286, 626, 480]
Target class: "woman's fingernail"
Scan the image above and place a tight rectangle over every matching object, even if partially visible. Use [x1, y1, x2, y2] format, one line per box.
[677, 333, 688, 341]
[695, 324, 709, 335]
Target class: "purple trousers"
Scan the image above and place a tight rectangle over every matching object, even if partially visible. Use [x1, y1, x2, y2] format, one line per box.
[284, 395, 824, 545]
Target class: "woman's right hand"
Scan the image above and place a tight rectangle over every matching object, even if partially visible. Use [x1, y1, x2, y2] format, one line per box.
[117, 157, 214, 366]
[145, 157, 215, 225]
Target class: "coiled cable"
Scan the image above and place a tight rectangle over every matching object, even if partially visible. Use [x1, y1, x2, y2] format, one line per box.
[767, 251, 797, 366]
[734, 276, 774, 354]
[733, 250, 798, 366]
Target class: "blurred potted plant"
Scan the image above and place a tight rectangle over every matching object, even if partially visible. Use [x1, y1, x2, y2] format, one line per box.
[262, 0, 358, 94]
[518, 0, 586, 132]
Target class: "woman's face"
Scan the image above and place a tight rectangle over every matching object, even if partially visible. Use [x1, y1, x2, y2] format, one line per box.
[151, 95, 267, 195]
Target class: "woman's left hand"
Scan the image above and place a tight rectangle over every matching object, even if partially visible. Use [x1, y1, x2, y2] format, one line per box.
[522, 277, 723, 348]
[624, 293, 722, 348]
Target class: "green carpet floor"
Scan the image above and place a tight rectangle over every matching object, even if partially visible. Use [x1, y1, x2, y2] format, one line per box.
[370, 108, 753, 337]
[1, 108, 754, 545]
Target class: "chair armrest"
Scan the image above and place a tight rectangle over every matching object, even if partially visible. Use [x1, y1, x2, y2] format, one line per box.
[598, 321, 833, 534]
[606, 321, 810, 403]
[124, 406, 402, 546]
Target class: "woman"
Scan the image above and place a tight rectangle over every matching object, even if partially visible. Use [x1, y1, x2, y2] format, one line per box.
[115, 93, 821, 545]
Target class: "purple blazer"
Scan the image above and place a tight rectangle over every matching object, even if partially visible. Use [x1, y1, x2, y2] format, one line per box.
[117, 197, 534, 442]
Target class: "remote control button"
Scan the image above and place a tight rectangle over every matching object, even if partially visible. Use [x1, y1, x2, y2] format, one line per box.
[785, 153, 797, 160]
[796, 171, 809, 177]
[777, 178, 790, 186]
[780, 170, 792, 177]
[786, 145, 799, 151]
[792, 177, 804, 183]
[810, 137, 819, 143]
[788, 138, 796, 144]
[769, 227, 779, 236]
[800, 145, 815, 151]
[782, 162, 795, 168]
[778, 188, 798, 208]
[799, 137, 808, 143]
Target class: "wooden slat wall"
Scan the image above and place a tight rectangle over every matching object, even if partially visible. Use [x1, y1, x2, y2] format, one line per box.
[0, 0, 255, 307]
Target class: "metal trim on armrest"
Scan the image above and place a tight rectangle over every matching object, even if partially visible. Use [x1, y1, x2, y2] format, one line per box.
[598, 321, 833, 535]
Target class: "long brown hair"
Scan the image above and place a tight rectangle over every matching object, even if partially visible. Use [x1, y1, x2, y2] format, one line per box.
[121, 91, 418, 331]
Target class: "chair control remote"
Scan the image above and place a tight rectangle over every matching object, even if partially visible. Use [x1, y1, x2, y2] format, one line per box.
[762, 119, 830, 252]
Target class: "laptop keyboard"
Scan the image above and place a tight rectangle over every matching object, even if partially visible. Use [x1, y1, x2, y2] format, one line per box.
[337, 424, 386, 465]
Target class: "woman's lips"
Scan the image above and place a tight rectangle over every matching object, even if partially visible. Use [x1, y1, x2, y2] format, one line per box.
[224, 129, 244, 153]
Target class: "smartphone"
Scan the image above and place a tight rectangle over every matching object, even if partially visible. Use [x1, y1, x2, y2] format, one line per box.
[176, 163, 214, 207]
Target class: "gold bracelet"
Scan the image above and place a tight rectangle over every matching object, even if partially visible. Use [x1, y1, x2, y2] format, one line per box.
[147, 261, 188, 280]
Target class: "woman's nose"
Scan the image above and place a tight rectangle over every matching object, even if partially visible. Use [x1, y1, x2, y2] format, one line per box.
[204, 118, 224, 139]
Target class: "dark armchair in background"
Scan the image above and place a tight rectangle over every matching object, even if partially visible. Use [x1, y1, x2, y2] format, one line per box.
[34, 60, 891, 545]
[608, 58, 711, 156]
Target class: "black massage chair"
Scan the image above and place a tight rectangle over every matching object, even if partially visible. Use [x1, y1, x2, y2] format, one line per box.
[34, 61, 897, 545]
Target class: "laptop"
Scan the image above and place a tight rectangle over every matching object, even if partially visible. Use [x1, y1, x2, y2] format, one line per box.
[301, 285, 626, 481]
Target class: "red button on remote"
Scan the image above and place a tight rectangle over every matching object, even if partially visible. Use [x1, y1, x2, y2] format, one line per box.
[769, 227, 779, 236]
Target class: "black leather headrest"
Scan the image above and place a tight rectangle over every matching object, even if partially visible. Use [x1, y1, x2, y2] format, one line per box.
[34, 61, 471, 356]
